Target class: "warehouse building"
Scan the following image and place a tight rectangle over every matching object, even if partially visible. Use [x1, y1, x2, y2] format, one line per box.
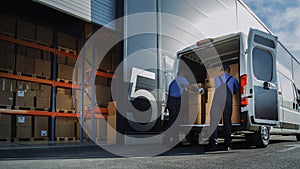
[0, 0, 122, 142]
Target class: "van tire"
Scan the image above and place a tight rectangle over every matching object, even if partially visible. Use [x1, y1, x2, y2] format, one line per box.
[296, 134, 300, 141]
[252, 126, 270, 148]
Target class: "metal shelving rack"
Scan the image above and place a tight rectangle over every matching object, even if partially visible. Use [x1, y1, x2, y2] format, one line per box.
[0, 34, 112, 141]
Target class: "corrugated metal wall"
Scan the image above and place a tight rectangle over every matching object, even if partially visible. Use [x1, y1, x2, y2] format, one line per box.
[34, 0, 116, 28]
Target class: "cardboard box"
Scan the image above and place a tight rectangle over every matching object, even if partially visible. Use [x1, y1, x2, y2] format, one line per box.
[0, 126, 11, 138]
[76, 122, 88, 139]
[0, 114, 12, 126]
[57, 88, 72, 95]
[43, 51, 51, 61]
[0, 41, 15, 70]
[57, 32, 77, 50]
[58, 64, 74, 80]
[67, 57, 76, 66]
[0, 14, 16, 35]
[34, 126, 48, 138]
[206, 88, 215, 103]
[34, 116, 48, 127]
[15, 90, 35, 107]
[232, 105, 240, 124]
[95, 85, 111, 107]
[16, 81, 34, 91]
[188, 92, 203, 105]
[56, 94, 74, 110]
[36, 85, 51, 98]
[36, 25, 53, 45]
[107, 115, 116, 145]
[17, 20, 35, 40]
[36, 97, 50, 109]
[83, 118, 107, 141]
[207, 66, 222, 78]
[0, 78, 16, 92]
[57, 55, 67, 64]
[30, 82, 40, 91]
[27, 47, 41, 59]
[95, 76, 109, 86]
[16, 115, 32, 127]
[16, 55, 35, 75]
[16, 126, 32, 138]
[55, 121, 75, 137]
[0, 52, 15, 71]
[0, 91, 14, 106]
[230, 64, 239, 76]
[35, 59, 51, 77]
[233, 94, 240, 106]
[107, 101, 116, 116]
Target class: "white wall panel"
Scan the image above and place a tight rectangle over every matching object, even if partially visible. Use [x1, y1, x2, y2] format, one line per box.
[34, 0, 116, 29]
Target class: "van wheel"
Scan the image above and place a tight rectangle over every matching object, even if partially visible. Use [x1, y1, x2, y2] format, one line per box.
[252, 126, 270, 148]
[296, 134, 300, 141]
[186, 131, 199, 145]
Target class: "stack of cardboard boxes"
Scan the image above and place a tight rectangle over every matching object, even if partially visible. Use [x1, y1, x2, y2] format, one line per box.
[57, 32, 77, 82]
[187, 63, 240, 125]
[15, 81, 51, 109]
[204, 63, 240, 125]
[55, 117, 76, 139]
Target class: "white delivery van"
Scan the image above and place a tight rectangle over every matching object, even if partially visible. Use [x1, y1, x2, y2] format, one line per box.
[175, 28, 300, 148]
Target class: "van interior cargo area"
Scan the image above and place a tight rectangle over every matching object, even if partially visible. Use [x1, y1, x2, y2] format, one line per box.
[178, 35, 241, 125]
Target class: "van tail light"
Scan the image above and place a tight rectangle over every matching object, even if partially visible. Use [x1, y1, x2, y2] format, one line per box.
[240, 74, 248, 106]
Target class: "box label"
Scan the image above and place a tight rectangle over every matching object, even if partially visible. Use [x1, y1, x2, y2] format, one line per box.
[18, 116, 25, 123]
[41, 130, 47, 136]
[17, 90, 25, 97]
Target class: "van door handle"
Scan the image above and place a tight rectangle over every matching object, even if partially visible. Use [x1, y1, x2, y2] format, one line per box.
[263, 82, 271, 90]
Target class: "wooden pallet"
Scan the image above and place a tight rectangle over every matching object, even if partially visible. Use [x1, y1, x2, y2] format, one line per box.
[0, 30, 14, 37]
[16, 72, 37, 78]
[14, 106, 33, 110]
[14, 106, 50, 111]
[32, 107, 50, 111]
[56, 137, 76, 142]
[0, 138, 12, 142]
[13, 137, 34, 142]
[0, 68, 13, 74]
[57, 46, 77, 55]
[35, 40, 51, 47]
[32, 137, 49, 141]
[56, 109, 76, 114]
[57, 78, 72, 84]
[0, 104, 12, 109]
[19, 37, 37, 44]
[36, 75, 51, 80]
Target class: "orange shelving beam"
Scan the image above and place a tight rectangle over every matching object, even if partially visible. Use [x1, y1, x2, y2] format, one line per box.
[0, 109, 107, 119]
[0, 72, 54, 85]
[0, 35, 55, 53]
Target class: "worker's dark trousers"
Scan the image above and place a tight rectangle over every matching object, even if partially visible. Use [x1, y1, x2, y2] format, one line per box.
[164, 95, 181, 143]
[209, 92, 233, 147]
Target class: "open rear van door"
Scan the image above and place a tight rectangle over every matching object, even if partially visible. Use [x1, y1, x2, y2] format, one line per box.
[247, 28, 279, 125]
